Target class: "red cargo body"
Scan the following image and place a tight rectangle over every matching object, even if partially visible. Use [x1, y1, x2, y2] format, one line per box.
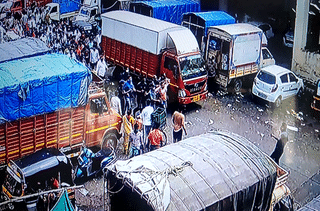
[0, 92, 122, 164]
[102, 36, 160, 78]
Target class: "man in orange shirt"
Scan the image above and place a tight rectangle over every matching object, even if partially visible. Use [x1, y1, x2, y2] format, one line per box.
[172, 109, 187, 143]
[147, 123, 164, 151]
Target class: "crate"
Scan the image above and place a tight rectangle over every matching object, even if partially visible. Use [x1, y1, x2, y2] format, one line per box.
[151, 107, 166, 129]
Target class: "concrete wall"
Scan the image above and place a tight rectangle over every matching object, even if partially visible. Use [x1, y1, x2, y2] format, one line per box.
[292, 0, 320, 86]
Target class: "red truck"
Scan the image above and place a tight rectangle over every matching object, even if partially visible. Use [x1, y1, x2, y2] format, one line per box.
[101, 10, 208, 105]
[0, 0, 51, 16]
[0, 53, 122, 164]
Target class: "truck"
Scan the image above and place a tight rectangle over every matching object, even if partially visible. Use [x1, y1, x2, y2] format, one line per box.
[104, 130, 293, 211]
[45, 0, 81, 22]
[0, 53, 122, 164]
[202, 23, 275, 92]
[101, 10, 208, 105]
[72, 0, 102, 33]
[129, 0, 200, 25]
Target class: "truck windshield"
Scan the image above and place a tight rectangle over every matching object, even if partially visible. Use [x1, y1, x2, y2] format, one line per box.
[80, 8, 89, 16]
[180, 55, 206, 80]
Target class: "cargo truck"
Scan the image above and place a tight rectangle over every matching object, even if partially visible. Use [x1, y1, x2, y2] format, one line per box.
[0, 53, 122, 164]
[45, 0, 81, 22]
[129, 0, 200, 25]
[104, 130, 293, 211]
[202, 23, 275, 92]
[101, 11, 208, 105]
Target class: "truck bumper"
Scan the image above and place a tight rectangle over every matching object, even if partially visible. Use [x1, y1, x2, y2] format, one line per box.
[179, 91, 208, 105]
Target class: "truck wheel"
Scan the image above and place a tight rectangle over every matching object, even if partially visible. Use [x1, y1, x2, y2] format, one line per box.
[102, 133, 117, 151]
[233, 79, 242, 93]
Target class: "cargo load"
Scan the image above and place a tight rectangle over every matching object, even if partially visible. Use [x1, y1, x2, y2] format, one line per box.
[129, 0, 200, 25]
[0, 53, 91, 124]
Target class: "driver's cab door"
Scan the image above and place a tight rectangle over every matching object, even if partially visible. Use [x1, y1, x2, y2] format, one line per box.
[86, 96, 111, 146]
[162, 55, 179, 88]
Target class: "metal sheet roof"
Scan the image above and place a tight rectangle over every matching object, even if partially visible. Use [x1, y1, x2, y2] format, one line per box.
[106, 130, 277, 211]
[209, 23, 262, 36]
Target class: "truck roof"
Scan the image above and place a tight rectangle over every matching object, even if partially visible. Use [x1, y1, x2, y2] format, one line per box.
[183, 11, 235, 36]
[106, 130, 278, 210]
[101, 10, 200, 55]
[209, 23, 262, 36]
[0, 38, 50, 63]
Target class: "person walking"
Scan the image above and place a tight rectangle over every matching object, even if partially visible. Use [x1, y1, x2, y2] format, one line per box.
[270, 122, 288, 164]
[139, 99, 154, 146]
[172, 109, 187, 143]
[110, 90, 122, 115]
[122, 109, 135, 155]
[147, 123, 164, 151]
[129, 123, 143, 158]
[122, 76, 135, 113]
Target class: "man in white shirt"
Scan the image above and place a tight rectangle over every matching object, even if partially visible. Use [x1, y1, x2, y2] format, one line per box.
[110, 91, 122, 115]
[96, 56, 107, 79]
[139, 99, 154, 142]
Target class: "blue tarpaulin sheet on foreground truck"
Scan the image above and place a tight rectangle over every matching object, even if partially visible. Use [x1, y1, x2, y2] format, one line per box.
[130, 0, 200, 24]
[0, 53, 91, 124]
[182, 11, 235, 36]
[52, 0, 81, 14]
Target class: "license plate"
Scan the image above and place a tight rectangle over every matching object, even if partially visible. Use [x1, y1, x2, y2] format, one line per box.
[192, 95, 200, 102]
[258, 92, 267, 99]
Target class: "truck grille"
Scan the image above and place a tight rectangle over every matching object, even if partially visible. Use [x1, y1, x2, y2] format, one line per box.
[185, 81, 205, 94]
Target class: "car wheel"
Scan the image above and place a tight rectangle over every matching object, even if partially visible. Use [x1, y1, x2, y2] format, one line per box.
[274, 97, 281, 108]
[297, 88, 303, 98]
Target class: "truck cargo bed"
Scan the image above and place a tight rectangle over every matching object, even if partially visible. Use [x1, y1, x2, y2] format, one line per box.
[0, 106, 86, 164]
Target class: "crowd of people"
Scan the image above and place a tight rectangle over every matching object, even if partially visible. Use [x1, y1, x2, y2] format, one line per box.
[0, 6, 188, 158]
[0, 6, 103, 71]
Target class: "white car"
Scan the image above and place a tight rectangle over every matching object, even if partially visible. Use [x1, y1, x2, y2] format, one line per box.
[252, 65, 304, 107]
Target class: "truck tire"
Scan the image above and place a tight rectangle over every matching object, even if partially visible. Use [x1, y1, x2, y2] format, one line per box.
[102, 133, 117, 151]
[233, 79, 242, 93]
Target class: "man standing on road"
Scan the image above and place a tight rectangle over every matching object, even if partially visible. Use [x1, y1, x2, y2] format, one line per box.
[139, 99, 154, 147]
[147, 123, 164, 151]
[172, 109, 187, 143]
[270, 122, 288, 164]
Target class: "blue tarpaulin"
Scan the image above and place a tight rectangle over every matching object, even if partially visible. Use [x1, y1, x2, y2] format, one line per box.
[0, 53, 92, 124]
[183, 11, 235, 36]
[130, 0, 200, 24]
[52, 0, 81, 14]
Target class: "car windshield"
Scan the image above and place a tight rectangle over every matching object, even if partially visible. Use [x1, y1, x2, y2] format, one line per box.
[3, 168, 22, 196]
[180, 55, 206, 80]
[257, 70, 276, 84]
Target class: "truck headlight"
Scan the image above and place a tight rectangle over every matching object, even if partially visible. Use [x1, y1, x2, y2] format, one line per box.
[178, 89, 186, 98]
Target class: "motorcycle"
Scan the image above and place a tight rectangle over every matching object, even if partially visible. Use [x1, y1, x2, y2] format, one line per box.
[75, 146, 116, 182]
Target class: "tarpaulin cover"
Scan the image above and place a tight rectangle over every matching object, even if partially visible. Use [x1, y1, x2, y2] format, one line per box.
[183, 11, 235, 36]
[0, 37, 50, 63]
[106, 130, 278, 211]
[52, 0, 81, 14]
[130, 0, 200, 24]
[0, 53, 91, 124]
[50, 189, 75, 211]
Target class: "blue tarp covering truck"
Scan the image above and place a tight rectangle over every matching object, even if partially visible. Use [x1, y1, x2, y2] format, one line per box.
[45, 0, 81, 21]
[129, 0, 200, 24]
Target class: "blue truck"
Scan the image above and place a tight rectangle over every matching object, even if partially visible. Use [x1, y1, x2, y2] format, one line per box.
[45, 0, 81, 22]
[129, 0, 200, 25]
